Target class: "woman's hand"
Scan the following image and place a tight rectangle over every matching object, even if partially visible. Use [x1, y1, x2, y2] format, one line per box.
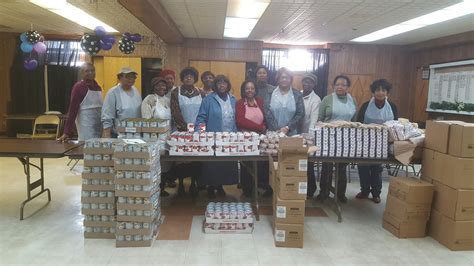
[57, 133, 69, 142]
[279, 126, 289, 135]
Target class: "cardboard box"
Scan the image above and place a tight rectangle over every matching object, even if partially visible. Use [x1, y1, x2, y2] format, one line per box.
[276, 174, 308, 200]
[84, 160, 114, 167]
[432, 181, 474, 221]
[424, 120, 463, 154]
[431, 151, 474, 189]
[448, 123, 474, 158]
[83, 220, 115, 228]
[420, 175, 433, 184]
[429, 209, 474, 251]
[82, 173, 114, 180]
[114, 164, 153, 172]
[81, 209, 115, 216]
[388, 176, 434, 204]
[83, 147, 114, 154]
[274, 223, 304, 248]
[385, 195, 430, 221]
[203, 222, 254, 234]
[269, 155, 277, 189]
[274, 196, 305, 224]
[84, 232, 115, 239]
[383, 212, 427, 238]
[82, 184, 115, 191]
[277, 138, 308, 177]
[81, 197, 115, 204]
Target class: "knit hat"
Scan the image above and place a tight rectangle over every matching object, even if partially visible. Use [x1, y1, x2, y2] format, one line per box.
[302, 73, 317, 83]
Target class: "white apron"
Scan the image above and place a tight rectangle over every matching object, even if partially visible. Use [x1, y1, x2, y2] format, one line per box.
[364, 97, 394, 124]
[330, 92, 356, 122]
[75, 90, 102, 141]
[153, 96, 171, 120]
[178, 87, 202, 124]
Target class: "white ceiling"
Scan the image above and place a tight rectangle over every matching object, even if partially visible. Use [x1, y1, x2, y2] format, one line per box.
[0, 0, 155, 36]
[0, 0, 471, 45]
[160, 0, 473, 45]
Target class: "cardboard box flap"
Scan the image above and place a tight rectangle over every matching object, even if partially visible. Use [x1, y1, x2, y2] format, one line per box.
[449, 123, 474, 158]
[279, 138, 304, 149]
[388, 176, 434, 204]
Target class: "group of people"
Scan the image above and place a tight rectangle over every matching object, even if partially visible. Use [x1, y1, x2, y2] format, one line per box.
[59, 62, 398, 203]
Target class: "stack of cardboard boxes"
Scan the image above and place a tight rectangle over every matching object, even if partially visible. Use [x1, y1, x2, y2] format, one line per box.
[383, 176, 434, 238]
[113, 141, 162, 247]
[423, 120, 474, 251]
[272, 138, 308, 248]
[81, 139, 118, 239]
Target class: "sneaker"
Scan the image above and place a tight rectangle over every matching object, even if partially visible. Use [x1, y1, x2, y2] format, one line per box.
[160, 190, 170, 197]
[372, 196, 381, 204]
[316, 192, 328, 201]
[355, 192, 368, 199]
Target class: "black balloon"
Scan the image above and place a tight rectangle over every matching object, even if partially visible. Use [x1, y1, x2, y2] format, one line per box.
[26, 30, 41, 44]
[118, 36, 135, 54]
[80, 34, 101, 55]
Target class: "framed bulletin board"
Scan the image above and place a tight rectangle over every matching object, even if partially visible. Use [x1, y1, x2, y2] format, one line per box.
[426, 59, 474, 115]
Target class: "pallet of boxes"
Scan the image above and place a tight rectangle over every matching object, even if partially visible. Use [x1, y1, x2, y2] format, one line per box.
[423, 120, 474, 251]
[114, 141, 162, 247]
[272, 138, 308, 248]
[81, 139, 119, 239]
[383, 176, 434, 238]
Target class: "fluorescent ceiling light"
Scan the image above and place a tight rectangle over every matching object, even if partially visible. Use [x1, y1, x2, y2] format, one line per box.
[30, 0, 118, 33]
[352, 0, 474, 42]
[224, 0, 270, 39]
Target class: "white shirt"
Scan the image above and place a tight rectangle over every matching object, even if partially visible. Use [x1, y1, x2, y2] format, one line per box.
[302, 91, 321, 133]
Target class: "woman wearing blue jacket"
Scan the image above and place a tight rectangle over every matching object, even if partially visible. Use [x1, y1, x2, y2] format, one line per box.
[195, 75, 238, 198]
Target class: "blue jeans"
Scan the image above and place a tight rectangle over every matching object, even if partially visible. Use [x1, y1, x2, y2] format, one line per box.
[357, 164, 383, 197]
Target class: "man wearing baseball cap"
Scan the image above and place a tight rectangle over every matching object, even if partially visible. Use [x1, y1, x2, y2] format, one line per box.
[101, 67, 142, 137]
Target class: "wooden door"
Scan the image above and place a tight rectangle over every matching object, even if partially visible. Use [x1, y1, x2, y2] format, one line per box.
[345, 74, 374, 109]
[413, 67, 429, 122]
[93, 56, 142, 98]
[189, 60, 246, 100]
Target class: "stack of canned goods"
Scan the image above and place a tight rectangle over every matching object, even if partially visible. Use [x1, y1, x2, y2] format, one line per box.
[82, 138, 120, 239]
[114, 141, 162, 247]
[117, 118, 170, 149]
[204, 202, 255, 234]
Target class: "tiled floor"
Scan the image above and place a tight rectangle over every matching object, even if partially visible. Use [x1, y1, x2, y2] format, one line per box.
[0, 157, 473, 265]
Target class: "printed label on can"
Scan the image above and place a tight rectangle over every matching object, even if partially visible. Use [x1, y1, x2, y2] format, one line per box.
[276, 206, 286, 218]
[298, 182, 308, 194]
[298, 159, 307, 171]
[275, 229, 286, 242]
[125, 127, 137, 133]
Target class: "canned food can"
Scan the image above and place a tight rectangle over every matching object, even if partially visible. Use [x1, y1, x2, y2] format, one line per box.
[99, 203, 107, 209]
[134, 235, 143, 241]
[135, 210, 143, 216]
[99, 191, 107, 198]
[125, 235, 132, 241]
[90, 191, 99, 197]
[82, 203, 90, 209]
[134, 222, 141, 229]
[117, 235, 125, 241]
[125, 222, 133, 229]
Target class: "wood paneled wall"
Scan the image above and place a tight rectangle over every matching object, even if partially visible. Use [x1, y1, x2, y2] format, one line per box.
[327, 43, 409, 117]
[0, 33, 18, 134]
[405, 31, 474, 123]
[166, 38, 263, 74]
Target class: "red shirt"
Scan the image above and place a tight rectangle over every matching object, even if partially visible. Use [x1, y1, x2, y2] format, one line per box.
[63, 79, 101, 136]
[235, 97, 266, 133]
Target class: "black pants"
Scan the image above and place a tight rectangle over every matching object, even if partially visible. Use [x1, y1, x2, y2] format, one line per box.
[241, 161, 269, 194]
[320, 162, 347, 197]
[169, 162, 201, 186]
[357, 164, 383, 197]
[307, 161, 317, 197]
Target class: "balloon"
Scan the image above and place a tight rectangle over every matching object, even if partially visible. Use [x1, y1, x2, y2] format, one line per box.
[33, 42, 47, 53]
[24, 59, 38, 71]
[94, 26, 106, 37]
[123, 32, 131, 38]
[102, 35, 115, 44]
[100, 40, 113, 51]
[80, 34, 101, 55]
[118, 36, 135, 54]
[129, 34, 142, 43]
[21, 42, 34, 53]
[26, 30, 41, 44]
[20, 32, 29, 43]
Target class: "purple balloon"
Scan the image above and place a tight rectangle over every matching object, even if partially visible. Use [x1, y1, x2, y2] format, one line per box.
[24, 59, 38, 71]
[33, 42, 47, 53]
[100, 40, 113, 51]
[102, 35, 115, 44]
[94, 26, 106, 37]
[123, 32, 131, 38]
[129, 34, 142, 43]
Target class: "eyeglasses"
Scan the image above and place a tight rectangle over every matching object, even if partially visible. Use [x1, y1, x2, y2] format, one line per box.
[124, 74, 137, 79]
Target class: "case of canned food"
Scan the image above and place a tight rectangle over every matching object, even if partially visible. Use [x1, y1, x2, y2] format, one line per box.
[205, 202, 254, 223]
[203, 222, 254, 234]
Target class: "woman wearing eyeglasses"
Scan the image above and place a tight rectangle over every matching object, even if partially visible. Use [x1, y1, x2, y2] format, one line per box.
[101, 67, 142, 138]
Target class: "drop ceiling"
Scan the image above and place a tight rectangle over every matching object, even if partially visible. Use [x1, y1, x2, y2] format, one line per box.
[0, 0, 471, 45]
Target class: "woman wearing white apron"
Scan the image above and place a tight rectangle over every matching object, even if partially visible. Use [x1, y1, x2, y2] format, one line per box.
[59, 63, 102, 142]
[101, 67, 142, 138]
[317, 75, 357, 203]
[264, 67, 305, 136]
[142, 77, 173, 197]
[356, 79, 398, 203]
[170, 67, 203, 196]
